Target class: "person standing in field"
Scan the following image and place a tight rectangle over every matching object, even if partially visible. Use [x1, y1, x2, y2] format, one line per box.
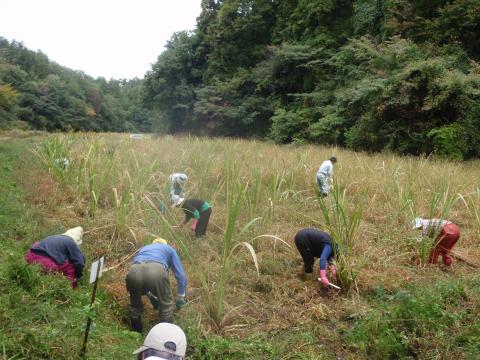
[316, 156, 337, 197]
[126, 238, 187, 333]
[169, 173, 188, 205]
[25, 227, 85, 288]
[133, 322, 187, 359]
[173, 197, 212, 238]
[294, 228, 337, 288]
[412, 217, 461, 266]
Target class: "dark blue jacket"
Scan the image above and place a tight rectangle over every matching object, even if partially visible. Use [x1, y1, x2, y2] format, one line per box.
[294, 228, 334, 272]
[31, 235, 85, 278]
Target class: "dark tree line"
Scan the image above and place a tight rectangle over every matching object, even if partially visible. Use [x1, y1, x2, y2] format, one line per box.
[143, 0, 480, 159]
[0, 37, 158, 132]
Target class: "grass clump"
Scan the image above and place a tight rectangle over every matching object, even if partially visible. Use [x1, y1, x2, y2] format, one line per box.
[346, 281, 480, 359]
[318, 181, 363, 292]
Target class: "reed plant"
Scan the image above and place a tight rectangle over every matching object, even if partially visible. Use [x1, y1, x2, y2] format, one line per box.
[318, 181, 363, 293]
[24, 133, 480, 357]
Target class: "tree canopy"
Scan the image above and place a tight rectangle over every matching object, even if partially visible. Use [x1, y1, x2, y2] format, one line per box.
[143, 0, 480, 159]
[2, 1, 479, 158]
[0, 37, 157, 132]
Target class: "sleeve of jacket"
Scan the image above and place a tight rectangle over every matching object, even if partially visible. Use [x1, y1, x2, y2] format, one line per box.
[66, 242, 86, 279]
[170, 250, 187, 296]
[319, 244, 333, 270]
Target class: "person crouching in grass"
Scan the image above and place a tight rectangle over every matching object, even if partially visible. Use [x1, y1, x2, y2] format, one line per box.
[294, 228, 337, 287]
[173, 196, 212, 238]
[412, 217, 461, 266]
[25, 226, 85, 288]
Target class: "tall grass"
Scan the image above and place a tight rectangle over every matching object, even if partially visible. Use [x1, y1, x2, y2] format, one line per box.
[318, 181, 363, 292]
[26, 133, 480, 356]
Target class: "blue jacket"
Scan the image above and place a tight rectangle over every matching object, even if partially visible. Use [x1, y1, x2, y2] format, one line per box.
[132, 243, 187, 296]
[31, 235, 85, 278]
[294, 228, 334, 271]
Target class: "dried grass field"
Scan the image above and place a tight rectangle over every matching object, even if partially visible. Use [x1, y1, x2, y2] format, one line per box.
[2, 132, 480, 359]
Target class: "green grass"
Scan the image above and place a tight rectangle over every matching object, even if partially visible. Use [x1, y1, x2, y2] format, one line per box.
[0, 139, 141, 359]
[345, 280, 480, 359]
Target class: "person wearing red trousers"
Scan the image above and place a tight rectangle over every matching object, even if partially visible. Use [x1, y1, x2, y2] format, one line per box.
[412, 218, 460, 266]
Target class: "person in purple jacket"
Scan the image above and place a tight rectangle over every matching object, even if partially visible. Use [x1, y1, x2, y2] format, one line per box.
[126, 238, 187, 333]
[25, 226, 85, 288]
[294, 228, 337, 288]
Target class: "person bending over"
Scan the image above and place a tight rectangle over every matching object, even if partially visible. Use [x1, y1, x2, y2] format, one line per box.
[126, 238, 187, 333]
[294, 228, 337, 287]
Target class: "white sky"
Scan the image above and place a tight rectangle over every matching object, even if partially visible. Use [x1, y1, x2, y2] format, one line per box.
[0, 0, 201, 79]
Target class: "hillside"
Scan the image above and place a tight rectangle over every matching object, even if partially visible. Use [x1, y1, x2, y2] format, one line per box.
[0, 38, 155, 132]
[1, 132, 479, 359]
[144, 0, 480, 159]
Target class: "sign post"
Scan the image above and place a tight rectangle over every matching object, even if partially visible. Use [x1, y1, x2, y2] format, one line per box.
[80, 256, 105, 358]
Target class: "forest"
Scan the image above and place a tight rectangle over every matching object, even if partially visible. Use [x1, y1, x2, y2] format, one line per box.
[0, 38, 155, 133]
[2, 0, 480, 159]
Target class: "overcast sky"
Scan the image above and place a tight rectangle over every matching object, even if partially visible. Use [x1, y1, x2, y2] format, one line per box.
[0, 0, 201, 79]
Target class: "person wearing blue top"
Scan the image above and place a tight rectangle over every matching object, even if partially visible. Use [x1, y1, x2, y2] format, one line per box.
[126, 238, 187, 333]
[294, 228, 337, 288]
[25, 226, 85, 288]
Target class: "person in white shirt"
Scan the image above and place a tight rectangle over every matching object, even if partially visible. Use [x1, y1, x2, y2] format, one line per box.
[316, 156, 337, 196]
[169, 173, 187, 205]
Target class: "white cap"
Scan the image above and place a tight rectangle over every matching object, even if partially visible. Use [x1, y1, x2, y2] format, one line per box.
[133, 323, 187, 357]
[171, 195, 185, 208]
[412, 217, 423, 230]
[63, 226, 84, 246]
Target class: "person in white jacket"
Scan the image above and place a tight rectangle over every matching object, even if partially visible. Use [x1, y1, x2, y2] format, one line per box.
[169, 173, 187, 205]
[316, 156, 337, 196]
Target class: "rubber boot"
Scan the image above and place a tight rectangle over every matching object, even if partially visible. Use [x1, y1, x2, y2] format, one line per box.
[131, 317, 143, 333]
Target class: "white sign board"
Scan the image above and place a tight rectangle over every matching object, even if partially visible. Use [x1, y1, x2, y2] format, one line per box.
[89, 256, 105, 284]
[129, 134, 144, 139]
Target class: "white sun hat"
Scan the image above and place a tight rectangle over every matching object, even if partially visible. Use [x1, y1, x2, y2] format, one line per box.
[133, 323, 187, 357]
[171, 195, 185, 208]
[412, 217, 423, 230]
[63, 226, 84, 246]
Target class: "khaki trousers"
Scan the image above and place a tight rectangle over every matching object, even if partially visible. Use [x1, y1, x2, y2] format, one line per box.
[125, 262, 174, 323]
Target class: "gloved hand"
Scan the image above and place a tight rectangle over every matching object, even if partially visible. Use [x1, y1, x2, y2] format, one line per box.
[328, 264, 337, 278]
[191, 219, 198, 231]
[319, 269, 329, 288]
[176, 295, 186, 310]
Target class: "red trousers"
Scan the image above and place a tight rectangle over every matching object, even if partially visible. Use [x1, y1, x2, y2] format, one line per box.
[429, 223, 460, 266]
[25, 249, 77, 287]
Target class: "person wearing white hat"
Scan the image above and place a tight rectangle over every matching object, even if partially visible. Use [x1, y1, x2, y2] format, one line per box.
[126, 238, 187, 332]
[133, 322, 187, 359]
[169, 173, 188, 205]
[412, 217, 461, 266]
[24, 226, 85, 288]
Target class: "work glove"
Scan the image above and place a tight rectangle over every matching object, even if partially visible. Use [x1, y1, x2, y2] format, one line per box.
[191, 219, 198, 231]
[319, 269, 330, 288]
[176, 295, 186, 310]
[328, 264, 337, 278]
